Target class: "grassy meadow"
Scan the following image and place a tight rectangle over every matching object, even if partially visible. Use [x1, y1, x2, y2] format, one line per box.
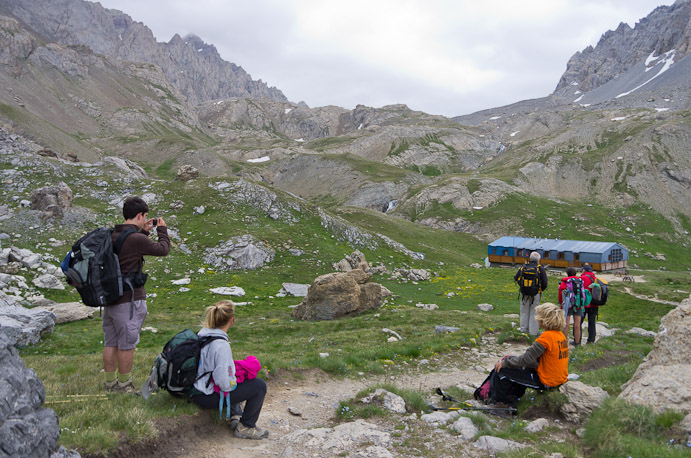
[1, 164, 688, 456]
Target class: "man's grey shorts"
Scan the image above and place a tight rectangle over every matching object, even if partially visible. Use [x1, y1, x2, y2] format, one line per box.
[102, 300, 148, 350]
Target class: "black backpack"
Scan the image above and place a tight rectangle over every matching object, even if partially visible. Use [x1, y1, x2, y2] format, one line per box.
[590, 278, 609, 306]
[154, 329, 226, 398]
[62, 227, 138, 307]
[518, 264, 541, 296]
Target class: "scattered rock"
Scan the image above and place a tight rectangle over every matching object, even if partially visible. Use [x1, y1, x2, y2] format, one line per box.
[626, 327, 657, 337]
[171, 278, 191, 285]
[559, 381, 609, 423]
[30, 182, 72, 218]
[382, 328, 403, 340]
[435, 326, 460, 333]
[332, 250, 369, 272]
[415, 303, 438, 310]
[284, 419, 391, 451]
[288, 407, 303, 417]
[0, 306, 56, 347]
[176, 164, 199, 181]
[277, 283, 309, 297]
[394, 268, 431, 281]
[193, 205, 205, 215]
[477, 303, 494, 312]
[169, 200, 185, 210]
[360, 389, 406, 414]
[32, 274, 64, 290]
[450, 416, 479, 440]
[34, 302, 94, 324]
[203, 235, 275, 271]
[209, 286, 246, 296]
[420, 410, 460, 425]
[525, 418, 549, 433]
[473, 435, 525, 453]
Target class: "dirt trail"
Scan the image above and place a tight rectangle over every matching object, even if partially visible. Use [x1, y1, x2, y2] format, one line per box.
[622, 287, 680, 306]
[108, 342, 526, 458]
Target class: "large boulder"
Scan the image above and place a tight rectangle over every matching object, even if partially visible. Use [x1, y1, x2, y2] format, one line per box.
[202, 235, 275, 271]
[559, 381, 609, 423]
[30, 182, 72, 218]
[34, 302, 95, 324]
[619, 295, 691, 413]
[0, 306, 56, 347]
[0, 332, 60, 457]
[291, 269, 392, 320]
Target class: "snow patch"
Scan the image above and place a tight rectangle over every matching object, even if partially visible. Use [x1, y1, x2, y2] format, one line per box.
[489, 116, 501, 120]
[617, 50, 675, 98]
[645, 51, 660, 68]
[611, 116, 627, 121]
[215, 101, 223, 105]
[574, 90, 582, 95]
[510, 131, 520, 137]
[580, 104, 591, 107]
[655, 107, 669, 112]
[473, 206, 484, 210]
[570, 82, 579, 86]
[197, 48, 203, 52]
[285, 108, 292, 114]
[295, 138, 304, 142]
[573, 95, 584, 103]
[247, 156, 270, 163]
[358, 123, 363, 130]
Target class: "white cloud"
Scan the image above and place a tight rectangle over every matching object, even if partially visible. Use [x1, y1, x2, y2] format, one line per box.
[97, 0, 673, 117]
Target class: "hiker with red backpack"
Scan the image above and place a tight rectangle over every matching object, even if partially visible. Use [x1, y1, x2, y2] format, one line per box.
[558, 266, 591, 346]
[579, 264, 598, 344]
[191, 300, 269, 440]
[514, 251, 549, 335]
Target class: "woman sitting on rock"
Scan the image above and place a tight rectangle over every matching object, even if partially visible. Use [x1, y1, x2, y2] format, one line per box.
[191, 300, 269, 439]
[489, 302, 569, 407]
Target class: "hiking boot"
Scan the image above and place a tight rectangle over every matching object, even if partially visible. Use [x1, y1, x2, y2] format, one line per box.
[234, 424, 269, 440]
[116, 379, 140, 395]
[104, 380, 119, 393]
[226, 414, 242, 431]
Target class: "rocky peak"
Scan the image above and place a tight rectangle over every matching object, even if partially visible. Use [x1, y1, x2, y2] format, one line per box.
[555, 0, 691, 93]
[0, 0, 287, 105]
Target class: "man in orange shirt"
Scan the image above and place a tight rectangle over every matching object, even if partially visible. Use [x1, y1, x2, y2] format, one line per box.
[489, 303, 568, 407]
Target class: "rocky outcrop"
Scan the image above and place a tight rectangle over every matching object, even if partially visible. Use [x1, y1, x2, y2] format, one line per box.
[291, 269, 392, 321]
[209, 179, 301, 222]
[0, 303, 56, 347]
[619, 295, 691, 413]
[202, 235, 275, 271]
[34, 301, 94, 324]
[102, 157, 148, 179]
[0, 332, 60, 457]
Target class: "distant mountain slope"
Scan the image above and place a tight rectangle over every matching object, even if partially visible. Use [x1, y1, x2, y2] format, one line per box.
[555, 0, 690, 94]
[0, 0, 287, 105]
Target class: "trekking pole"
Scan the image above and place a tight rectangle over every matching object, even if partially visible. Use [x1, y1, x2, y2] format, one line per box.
[434, 388, 518, 415]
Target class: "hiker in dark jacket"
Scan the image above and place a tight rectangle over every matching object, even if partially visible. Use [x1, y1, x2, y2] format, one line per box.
[514, 251, 549, 335]
[103, 196, 169, 394]
[579, 264, 598, 344]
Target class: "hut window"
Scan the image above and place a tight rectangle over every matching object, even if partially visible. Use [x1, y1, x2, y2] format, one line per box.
[611, 248, 623, 262]
[574, 254, 580, 262]
[544, 251, 550, 258]
[557, 252, 565, 260]
[503, 250, 509, 256]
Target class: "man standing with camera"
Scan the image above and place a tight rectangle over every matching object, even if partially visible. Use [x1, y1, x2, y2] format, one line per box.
[514, 251, 548, 336]
[103, 196, 169, 394]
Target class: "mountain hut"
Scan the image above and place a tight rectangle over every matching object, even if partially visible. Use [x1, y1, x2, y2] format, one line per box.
[487, 237, 628, 271]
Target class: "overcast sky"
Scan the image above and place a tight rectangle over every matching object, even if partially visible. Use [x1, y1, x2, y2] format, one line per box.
[96, 0, 673, 117]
